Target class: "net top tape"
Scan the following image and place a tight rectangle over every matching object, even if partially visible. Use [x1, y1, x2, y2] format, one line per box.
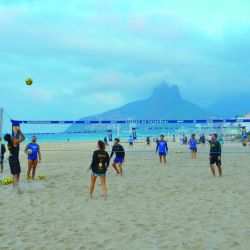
[11, 119, 250, 124]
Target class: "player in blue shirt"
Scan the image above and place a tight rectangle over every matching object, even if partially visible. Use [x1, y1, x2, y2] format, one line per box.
[156, 135, 168, 164]
[189, 134, 197, 159]
[25, 136, 41, 180]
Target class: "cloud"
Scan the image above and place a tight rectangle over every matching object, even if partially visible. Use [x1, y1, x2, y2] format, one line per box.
[0, 0, 250, 126]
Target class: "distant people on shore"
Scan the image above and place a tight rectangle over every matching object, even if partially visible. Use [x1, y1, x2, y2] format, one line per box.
[128, 135, 133, 148]
[104, 136, 108, 146]
[146, 137, 150, 146]
[182, 135, 188, 145]
[200, 134, 205, 147]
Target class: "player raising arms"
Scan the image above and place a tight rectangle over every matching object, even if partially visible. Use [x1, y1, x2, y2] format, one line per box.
[110, 138, 125, 176]
[4, 128, 25, 193]
[156, 135, 168, 164]
[25, 135, 41, 180]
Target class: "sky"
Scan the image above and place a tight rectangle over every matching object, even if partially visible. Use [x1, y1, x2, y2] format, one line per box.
[0, 0, 250, 130]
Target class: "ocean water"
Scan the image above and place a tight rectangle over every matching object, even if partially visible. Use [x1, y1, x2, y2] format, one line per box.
[23, 132, 163, 142]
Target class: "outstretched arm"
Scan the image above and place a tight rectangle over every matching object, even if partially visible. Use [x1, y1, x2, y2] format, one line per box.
[89, 151, 96, 170]
[15, 129, 25, 144]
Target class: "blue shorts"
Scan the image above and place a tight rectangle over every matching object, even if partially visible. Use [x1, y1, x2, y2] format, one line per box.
[159, 152, 167, 156]
[28, 158, 38, 161]
[190, 148, 197, 152]
[114, 157, 124, 163]
[92, 172, 106, 177]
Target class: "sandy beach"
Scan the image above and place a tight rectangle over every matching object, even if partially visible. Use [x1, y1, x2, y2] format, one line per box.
[0, 141, 250, 250]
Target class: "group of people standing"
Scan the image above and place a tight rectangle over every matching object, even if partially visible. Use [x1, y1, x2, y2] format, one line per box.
[1, 128, 223, 199]
[89, 138, 125, 199]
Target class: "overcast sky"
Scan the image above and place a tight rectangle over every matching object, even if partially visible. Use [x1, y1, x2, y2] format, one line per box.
[1, 0, 250, 128]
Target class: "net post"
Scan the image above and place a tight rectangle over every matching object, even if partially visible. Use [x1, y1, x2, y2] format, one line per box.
[0, 108, 3, 139]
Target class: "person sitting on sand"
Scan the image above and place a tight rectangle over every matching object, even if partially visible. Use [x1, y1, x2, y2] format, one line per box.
[110, 138, 125, 176]
[89, 140, 110, 199]
[4, 128, 25, 192]
[209, 134, 222, 177]
[156, 134, 168, 164]
[25, 135, 41, 180]
[189, 134, 197, 159]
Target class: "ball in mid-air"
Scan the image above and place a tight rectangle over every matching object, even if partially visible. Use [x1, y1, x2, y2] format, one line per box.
[25, 78, 33, 86]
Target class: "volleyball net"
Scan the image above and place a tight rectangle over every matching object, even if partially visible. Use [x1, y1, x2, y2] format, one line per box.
[9, 119, 250, 154]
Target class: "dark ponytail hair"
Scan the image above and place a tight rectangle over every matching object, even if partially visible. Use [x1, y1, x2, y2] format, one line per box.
[98, 140, 105, 151]
[4, 133, 11, 142]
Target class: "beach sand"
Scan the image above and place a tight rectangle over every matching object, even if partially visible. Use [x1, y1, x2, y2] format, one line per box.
[0, 141, 250, 250]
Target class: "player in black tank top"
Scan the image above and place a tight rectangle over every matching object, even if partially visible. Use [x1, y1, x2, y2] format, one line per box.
[4, 128, 25, 192]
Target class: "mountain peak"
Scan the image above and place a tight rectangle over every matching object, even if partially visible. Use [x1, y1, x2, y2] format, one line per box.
[151, 82, 182, 102]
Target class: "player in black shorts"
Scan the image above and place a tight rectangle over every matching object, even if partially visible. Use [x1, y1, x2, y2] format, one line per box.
[209, 133, 222, 177]
[0, 138, 6, 173]
[4, 128, 25, 192]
